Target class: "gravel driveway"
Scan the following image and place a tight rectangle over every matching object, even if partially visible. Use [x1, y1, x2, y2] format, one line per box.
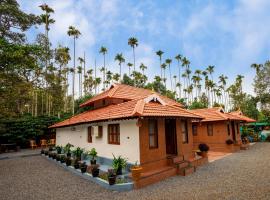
[0, 143, 270, 200]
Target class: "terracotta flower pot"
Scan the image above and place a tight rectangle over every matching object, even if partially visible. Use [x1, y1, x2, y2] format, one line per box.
[131, 166, 143, 181]
[201, 151, 208, 158]
[108, 176, 116, 185]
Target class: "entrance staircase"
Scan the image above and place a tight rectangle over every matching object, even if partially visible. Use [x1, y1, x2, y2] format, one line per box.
[167, 155, 195, 176]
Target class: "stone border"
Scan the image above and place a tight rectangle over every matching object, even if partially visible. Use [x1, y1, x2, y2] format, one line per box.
[42, 155, 134, 192]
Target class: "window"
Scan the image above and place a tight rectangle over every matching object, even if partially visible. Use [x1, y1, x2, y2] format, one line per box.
[192, 125, 198, 136]
[227, 123, 231, 136]
[108, 124, 120, 145]
[87, 126, 92, 143]
[98, 126, 103, 137]
[149, 119, 158, 148]
[181, 120, 189, 143]
[207, 124, 213, 136]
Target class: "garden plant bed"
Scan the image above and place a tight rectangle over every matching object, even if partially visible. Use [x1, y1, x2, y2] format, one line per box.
[41, 154, 134, 191]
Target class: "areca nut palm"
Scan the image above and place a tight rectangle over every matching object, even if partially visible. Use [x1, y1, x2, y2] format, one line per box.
[128, 37, 138, 72]
[156, 50, 164, 79]
[114, 53, 125, 81]
[67, 25, 81, 115]
[165, 59, 173, 90]
[139, 63, 147, 76]
[99, 46, 108, 89]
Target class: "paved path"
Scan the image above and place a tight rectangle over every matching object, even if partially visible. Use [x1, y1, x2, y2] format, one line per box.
[0, 143, 270, 200]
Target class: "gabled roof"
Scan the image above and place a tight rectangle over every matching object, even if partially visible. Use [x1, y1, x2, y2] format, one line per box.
[50, 93, 202, 129]
[191, 107, 244, 122]
[230, 110, 256, 123]
[80, 83, 183, 108]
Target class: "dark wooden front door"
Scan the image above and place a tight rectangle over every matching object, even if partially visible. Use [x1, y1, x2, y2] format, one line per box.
[231, 121, 236, 141]
[165, 119, 177, 155]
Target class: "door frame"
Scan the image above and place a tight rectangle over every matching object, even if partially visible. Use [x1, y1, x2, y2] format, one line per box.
[165, 118, 178, 155]
[231, 121, 236, 141]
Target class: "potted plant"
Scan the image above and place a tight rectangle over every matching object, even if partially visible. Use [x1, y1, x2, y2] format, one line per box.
[107, 169, 116, 185]
[72, 147, 84, 161]
[88, 148, 98, 165]
[56, 154, 61, 161]
[130, 161, 143, 181]
[66, 157, 72, 166]
[91, 164, 100, 177]
[64, 143, 74, 157]
[80, 162, 87, 173]
[112, 154, 128, 175]
[52, 153, 57, 159]
[48, 152, 53, 158]
[41, 149, 45, 154]
[226, 139, 234, 145]
[49, 146, 53, 152]
[73, 159, 80, 169]
[198, 143, 209, 158]
[55, 145, 62, 154]
[44, 150, 49, 156]
[60, 155, 66, 163]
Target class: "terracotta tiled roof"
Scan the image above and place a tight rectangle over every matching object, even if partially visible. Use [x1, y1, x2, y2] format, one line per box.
[50, 95, 202, 128]
[191, 107, 244, 122]
[230, 111, 256, 123]
[80, 83, 183, 108]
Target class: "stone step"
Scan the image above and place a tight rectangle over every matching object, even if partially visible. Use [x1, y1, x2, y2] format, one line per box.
[178, 166, 195, 176]
[135, 166, 177, 189]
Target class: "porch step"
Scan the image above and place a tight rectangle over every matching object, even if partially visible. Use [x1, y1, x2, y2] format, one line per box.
[178, 165, 195, 176]
[240, 144, 249, 150]
[167, 155, 184, 166]
[134, 166, 177, 189]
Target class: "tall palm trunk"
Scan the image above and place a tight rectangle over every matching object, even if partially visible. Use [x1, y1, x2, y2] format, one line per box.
[72, 36, 75, 115]
[169, 64, 172, 90]
[133, 47, 136, 72]
[160, 58, 162, 79]
[83, 52, 86, 95]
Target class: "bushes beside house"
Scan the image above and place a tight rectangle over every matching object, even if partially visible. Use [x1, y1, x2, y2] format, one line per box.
[0, 114, 63, 147]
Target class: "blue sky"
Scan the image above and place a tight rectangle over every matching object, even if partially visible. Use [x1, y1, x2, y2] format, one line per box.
[18, 0, 270, 95]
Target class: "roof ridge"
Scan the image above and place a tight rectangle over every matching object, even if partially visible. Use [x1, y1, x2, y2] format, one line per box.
[107, 84, 119, 97]
[169, 105, 204, 119]
[132, 99, 145, 116]
[215, 109, 228, 120]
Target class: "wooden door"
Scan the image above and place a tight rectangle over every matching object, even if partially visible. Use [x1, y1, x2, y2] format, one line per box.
[165, 119, 177, 155]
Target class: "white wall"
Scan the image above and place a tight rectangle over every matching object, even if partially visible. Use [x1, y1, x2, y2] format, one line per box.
[56, 119, 140, 164]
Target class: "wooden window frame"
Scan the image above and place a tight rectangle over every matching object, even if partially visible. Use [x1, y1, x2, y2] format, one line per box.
[87, 126, 92, 143]
[192, 124, 198, 136]
[108, 124, 120, 145]
[181, 120, 189, 144]
[207, 124, 213, 136]
[148, 119, 158, 149]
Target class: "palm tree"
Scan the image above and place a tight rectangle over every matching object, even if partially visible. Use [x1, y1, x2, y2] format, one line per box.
[161, 63, 167, 88]
[99, 46, 108, 89]
[100, 67, 105, 90]
[173, 75, 177, 94]
[139, 63, 147, 76]
[78, 57, 85, 94]
[251, 63, 263, 74]
[39, 3, 55, 115]
[77, 66, 82, 97]
[113, 73, 120, 82]
[106, 70, 113, 87]
[176, 82, 182, 99]
[156, 50, 164, 78]
[94, 77, 101, 94]
[165, 59, 172, 90]
[127, 63, 133, 76]
[128, 37, 138, 71]
[218, 74, 228, 109]
[175, 54, 182, 97]
[206, 65, 215, 81]
[67, 26, 81, 115]
[114, 53, 125, 81]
